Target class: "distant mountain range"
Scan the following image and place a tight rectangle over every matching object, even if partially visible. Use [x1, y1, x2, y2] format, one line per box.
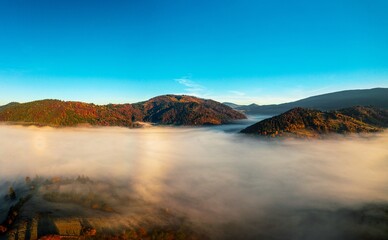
[0, 95, 246, 127]
[226, 88, 388, 115]
[1, 88, 387, 132]
[241, 106, 388, 137]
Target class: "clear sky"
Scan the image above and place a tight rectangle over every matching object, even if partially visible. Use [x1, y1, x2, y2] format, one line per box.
[0, 0, 387, 105]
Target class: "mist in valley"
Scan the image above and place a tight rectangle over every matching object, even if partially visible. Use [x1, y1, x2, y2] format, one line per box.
[1, 124, 388, 239]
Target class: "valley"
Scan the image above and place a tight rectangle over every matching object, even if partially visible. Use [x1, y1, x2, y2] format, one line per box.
[1, 125, 388, 239]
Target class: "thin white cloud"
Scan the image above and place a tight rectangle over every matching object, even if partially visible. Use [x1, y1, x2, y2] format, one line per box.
[228, 90, 246, 97]
[175, 77, 206, 96]
[174, 78, 295, 105]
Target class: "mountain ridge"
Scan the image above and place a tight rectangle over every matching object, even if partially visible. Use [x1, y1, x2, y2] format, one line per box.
[235, 88, 388, 114]
[0, 95, 246, 127]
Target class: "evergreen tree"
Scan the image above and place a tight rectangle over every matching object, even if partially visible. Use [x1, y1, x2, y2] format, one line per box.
[9, 187, 16, 200]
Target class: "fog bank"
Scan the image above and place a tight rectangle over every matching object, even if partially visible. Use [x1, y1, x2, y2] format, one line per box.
[1, 125, 388, 239]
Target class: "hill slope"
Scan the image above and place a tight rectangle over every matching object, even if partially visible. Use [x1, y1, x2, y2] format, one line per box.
[0, 102, 20, 111]
[0, 100, 144, 127]
[240, 106, 387, 137]
[0, 95, 246, 127]
[338, 106, 388, 128]
[139, 95, 246, 125]
[237, 88, 388, 115]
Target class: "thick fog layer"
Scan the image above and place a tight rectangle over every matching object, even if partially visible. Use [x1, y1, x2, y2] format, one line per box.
[1, 125, 388, 239]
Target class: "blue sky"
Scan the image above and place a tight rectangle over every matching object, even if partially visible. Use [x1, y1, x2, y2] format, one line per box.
[0, 0, 387, 105]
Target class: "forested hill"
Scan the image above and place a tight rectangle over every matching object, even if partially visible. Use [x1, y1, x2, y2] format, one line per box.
[0, 95, 246, 127]
[241, 106, 388, 137]
[137, 95, 246, 125]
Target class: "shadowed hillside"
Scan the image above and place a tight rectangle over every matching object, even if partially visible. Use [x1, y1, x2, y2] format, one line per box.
[138, 95, 246, 125]
[338, 106, 388, 128]
[241, 106, 388, 137]
[236, 88, 388, 114]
